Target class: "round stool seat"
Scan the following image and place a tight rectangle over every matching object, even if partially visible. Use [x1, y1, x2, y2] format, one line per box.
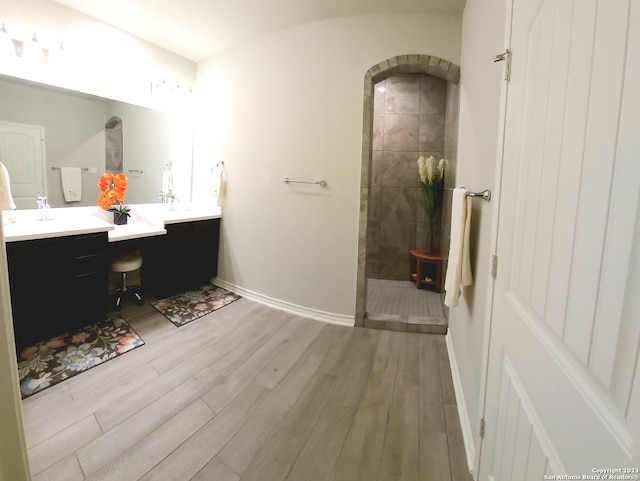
[110, 251, 142, 273]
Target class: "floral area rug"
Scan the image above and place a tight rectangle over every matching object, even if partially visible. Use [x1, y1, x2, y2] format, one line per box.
[18, 316, 144, 399]
[151, 284, 241, 328]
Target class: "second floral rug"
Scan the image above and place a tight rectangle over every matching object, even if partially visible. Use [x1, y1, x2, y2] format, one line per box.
[151, 283, 241, 328]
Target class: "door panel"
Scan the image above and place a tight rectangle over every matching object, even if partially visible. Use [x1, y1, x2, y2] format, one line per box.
[480, 0, 640, 477]
[491, 357, 553, 480]
[0, 121, 46, 209]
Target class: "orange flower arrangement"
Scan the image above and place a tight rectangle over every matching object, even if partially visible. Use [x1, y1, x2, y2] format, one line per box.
[97, 172, 130, 219]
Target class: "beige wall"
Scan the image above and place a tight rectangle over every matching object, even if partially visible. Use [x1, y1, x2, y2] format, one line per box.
[446, 0, 507, 470]
[194, 13, 462, 322]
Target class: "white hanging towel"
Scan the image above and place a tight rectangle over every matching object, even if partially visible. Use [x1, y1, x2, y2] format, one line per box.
[60, 167, 82, 202]
[214, 168, 226, 207]
[0, 162, 16, 210]
[444, 187, 473, 307]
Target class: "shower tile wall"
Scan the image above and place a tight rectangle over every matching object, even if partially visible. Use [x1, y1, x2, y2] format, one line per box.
[368, 74, 447, 280]
[105, 118, 123, 173]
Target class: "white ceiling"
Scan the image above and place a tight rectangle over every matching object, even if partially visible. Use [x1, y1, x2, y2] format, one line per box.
[50, 0, 465, 62]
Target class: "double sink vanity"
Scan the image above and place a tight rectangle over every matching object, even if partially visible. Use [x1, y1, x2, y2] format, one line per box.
[2, 203, 222, 350]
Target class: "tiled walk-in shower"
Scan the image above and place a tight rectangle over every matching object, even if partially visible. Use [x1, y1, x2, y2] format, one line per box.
[365, 278, 447, 334]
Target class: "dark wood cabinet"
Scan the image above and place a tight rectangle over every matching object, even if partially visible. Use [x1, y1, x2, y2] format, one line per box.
[6, 232, 109, 350]
[143, 218, 220, 299]
[5, 217, 220, 349]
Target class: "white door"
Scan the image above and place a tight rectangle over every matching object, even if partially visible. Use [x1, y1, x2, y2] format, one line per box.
[479, 0, 640, 478]
[0, 121, 46, 209]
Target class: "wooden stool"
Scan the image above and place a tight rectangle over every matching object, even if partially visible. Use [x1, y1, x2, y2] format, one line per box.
[110, 250, 143, 310]
[409, 249, 443, 293]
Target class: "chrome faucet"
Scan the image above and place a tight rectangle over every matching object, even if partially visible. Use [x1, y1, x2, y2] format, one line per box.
[159, 191, 177, 208]
[167, 192, 177, 210]
[36, 194, 51, 221]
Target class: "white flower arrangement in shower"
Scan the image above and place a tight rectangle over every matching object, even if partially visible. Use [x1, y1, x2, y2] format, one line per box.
[417, 155, 446, 252]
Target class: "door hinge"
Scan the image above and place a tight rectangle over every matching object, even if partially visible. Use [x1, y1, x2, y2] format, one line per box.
[491, 255, 498, 279]
[480, 418, 486, 438]
[493, 48, 511, 81]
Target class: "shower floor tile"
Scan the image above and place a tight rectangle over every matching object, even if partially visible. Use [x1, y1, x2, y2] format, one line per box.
[365, 278, 447, 334]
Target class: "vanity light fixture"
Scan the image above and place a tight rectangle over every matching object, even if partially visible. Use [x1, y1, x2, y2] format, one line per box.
[174, 81, 193, 95]
[0, 23, 16, 59]
[23, 32, 45, 64]
[151, 76, 166, 94]
[151, 76, 193, 96]
[49, 42, 65, 66]
[0, 23, 64, 66]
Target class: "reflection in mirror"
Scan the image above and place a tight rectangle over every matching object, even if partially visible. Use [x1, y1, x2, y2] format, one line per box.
[105, 117, 123, 173]
[0, 74, 192, 208]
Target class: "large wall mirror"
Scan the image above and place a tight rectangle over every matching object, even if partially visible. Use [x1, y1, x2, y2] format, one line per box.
[0, 74, 193, 209]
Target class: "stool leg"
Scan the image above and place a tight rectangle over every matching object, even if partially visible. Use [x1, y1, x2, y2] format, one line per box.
[133, 291, 143, 304]
[113, 270, 144, 309]
[114, 272, 127, 310]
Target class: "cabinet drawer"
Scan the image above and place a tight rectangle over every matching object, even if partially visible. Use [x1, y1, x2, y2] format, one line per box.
[75, 252, 106, 275]
[72, 232, 108, 257]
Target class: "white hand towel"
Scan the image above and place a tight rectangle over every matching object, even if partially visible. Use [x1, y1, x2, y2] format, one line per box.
[0, 162, 16, 210]
[60, 167, 82, 202]
[444, 187, 473, 307]
[214, 169, 226, 207]
[162, 168, 174, 195]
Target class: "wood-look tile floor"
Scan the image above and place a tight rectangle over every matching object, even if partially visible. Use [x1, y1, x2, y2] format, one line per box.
[21, 295, 472, 481]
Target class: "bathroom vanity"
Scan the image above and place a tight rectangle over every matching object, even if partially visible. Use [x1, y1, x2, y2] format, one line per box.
[3, 204, 221, 350]
[6, 231, 109, 349]
[142, 219, 220, 299]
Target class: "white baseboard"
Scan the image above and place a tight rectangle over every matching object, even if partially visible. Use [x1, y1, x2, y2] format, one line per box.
[212, 278, 355, 327]
[445, 332, 476, 477]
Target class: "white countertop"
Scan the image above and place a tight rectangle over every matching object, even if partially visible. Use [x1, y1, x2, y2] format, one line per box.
[107, 221, 167, 242]
[2, 203, 222, 243]
[2, 215, 114, 242]
[135, 203, 223, 225]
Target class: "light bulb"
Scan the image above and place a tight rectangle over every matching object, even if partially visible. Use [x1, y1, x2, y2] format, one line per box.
[22, 32, 44, 64]
[0, 23, 16, 60]
[49, 42, 65, 66]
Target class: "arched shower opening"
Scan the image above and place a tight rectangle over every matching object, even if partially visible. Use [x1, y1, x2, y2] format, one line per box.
[355, 55, 461, 328]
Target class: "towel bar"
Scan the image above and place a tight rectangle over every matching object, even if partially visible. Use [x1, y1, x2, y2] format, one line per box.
[283, 177, 327, 187]
[464, 188, 491, 202]
[51, 166, 89, 171]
